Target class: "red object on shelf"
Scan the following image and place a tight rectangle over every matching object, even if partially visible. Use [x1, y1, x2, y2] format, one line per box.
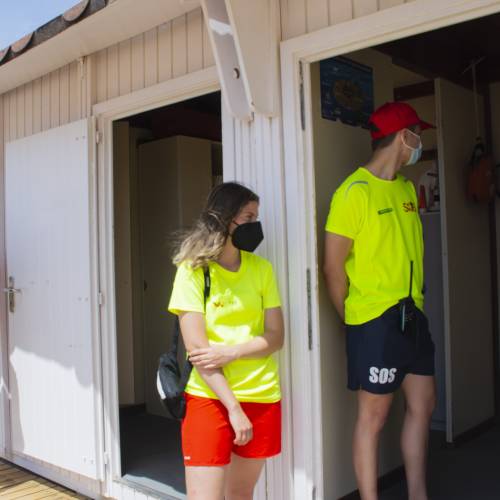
[418, 185, 427, 211]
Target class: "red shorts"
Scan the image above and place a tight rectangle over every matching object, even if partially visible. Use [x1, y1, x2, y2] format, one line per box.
[181, 393, 281, 466]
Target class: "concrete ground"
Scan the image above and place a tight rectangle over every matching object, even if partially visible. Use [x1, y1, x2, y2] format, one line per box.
[381, 426, 500, 500]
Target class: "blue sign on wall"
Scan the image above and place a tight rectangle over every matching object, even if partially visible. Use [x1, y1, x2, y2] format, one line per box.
[320, 56, 374, 129]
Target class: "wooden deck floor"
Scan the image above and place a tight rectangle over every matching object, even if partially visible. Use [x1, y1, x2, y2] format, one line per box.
[0, 459, 89, 499]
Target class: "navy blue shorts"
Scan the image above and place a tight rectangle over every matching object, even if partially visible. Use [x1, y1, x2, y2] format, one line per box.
[346, 305, 435, 394]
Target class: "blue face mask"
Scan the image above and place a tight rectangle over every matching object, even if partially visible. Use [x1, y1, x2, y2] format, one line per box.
[402, 129, 423, 166]
[405, 144, 423, 166]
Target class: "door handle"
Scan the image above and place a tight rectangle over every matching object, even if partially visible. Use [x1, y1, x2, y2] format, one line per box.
[3, 276, 21, 313]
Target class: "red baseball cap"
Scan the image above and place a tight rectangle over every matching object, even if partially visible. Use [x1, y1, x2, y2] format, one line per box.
[368, 102, 435, 140]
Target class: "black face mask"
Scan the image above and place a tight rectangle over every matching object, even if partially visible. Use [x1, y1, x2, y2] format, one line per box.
[231, 221, 264, 252]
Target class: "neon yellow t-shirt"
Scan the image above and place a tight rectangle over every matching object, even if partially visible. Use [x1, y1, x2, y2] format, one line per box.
[325, 167, 424, 325]
[168, 251, 282, 403]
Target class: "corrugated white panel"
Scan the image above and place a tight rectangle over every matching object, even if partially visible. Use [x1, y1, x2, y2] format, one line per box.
[5, 119, 100, 479]
[222, 105, 293, 500]
[93, 8, 214, 104]
[281, 0, 408, 39]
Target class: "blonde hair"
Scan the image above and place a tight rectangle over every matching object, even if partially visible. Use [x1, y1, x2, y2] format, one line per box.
[173, 182, 259, 269]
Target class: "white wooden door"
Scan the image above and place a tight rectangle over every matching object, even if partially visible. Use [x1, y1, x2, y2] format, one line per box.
[435, 78, 495, 442]
[5, 119, 102, 479]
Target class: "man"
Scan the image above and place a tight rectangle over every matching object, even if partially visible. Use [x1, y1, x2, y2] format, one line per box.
[323, 102, 436, 500]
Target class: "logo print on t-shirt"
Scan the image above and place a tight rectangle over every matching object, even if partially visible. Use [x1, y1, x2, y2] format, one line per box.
[403, 201, 417, 212]
[211, 291, 236, 309]
[378, 208, 393, 215]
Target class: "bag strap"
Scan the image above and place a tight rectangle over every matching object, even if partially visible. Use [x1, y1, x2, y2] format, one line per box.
[408, 260, 413, 298]
[178, 266, 210, 385]
[203, 266, 211, 312]
[172, 266, 211, 357]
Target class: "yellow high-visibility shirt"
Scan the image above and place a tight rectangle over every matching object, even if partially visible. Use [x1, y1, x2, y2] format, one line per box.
[168, 251, 282, 402]
[326, 167, 424, 325]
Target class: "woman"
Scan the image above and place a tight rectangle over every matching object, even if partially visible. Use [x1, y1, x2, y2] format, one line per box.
[168, 182, 284, 500]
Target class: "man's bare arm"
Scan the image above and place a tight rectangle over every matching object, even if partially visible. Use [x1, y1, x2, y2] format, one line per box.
[323, 232, 353, 321]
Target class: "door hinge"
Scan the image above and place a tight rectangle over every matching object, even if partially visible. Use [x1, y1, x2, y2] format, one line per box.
[98, 292, 104, 306]
[95, 130, 102, 144]
[299, 60, 306, 131]
[103, 451, 109, 465]
[306, 268, 313, 350]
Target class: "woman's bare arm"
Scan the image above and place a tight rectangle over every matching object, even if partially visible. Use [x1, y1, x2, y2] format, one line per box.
[188, 307, 284, 368]
[179, 311, 252, 445]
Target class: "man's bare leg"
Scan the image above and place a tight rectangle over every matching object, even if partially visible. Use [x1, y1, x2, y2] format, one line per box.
[401, 374, 436, 500]
[353, 390, 394, 500]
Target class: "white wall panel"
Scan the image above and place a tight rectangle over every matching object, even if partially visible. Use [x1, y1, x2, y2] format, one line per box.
[222, 103, 293, 500]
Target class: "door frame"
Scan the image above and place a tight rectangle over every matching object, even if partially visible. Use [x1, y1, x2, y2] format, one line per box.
[92, 67, 221, 498]
[280, 1, 500, 497]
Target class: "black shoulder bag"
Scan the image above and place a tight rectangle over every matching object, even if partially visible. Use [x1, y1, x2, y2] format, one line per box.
[157, 267, 211, 420]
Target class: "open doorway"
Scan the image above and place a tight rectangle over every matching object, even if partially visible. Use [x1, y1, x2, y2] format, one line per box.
[310, 13, 500, 500]
[112, 92, 222, 498]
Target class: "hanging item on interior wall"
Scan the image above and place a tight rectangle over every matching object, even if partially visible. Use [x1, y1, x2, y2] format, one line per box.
[466, 140, 495, 203]
[463, 57, 495, 204]
[320, 56, 374, 128]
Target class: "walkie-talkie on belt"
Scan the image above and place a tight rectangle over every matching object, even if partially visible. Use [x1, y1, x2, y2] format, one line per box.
[399, 260, 416, 333]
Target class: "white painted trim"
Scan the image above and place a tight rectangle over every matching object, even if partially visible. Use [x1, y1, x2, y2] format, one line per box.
[94, 68, 220, 499]
[88, 117, 107, 484]
[0, 93, 12, 466]
[434, 79, 454, 443]
[281, 56, 323, 500]
[93, 67, 219, 118]
[280, 1, 500, 498]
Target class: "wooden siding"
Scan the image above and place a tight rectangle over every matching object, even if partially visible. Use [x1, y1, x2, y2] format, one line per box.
[1, 61, 84, 143]
[94, 8, 213, 104]
[280, 0, 411, 39]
